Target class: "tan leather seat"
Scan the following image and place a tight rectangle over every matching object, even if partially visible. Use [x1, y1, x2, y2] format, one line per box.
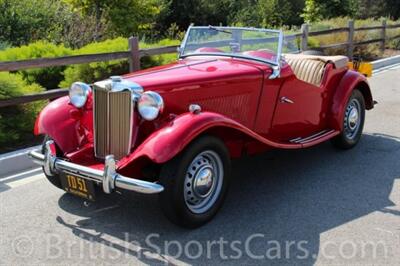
[283, 54, 349, 86]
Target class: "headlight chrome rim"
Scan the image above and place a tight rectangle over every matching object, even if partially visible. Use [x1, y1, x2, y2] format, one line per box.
[69, 82, 91, 108]
[138, 91, 164, 121]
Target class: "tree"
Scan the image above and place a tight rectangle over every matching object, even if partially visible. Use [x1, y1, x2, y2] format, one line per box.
[107, 0, 162, 37]
[0, 0, 66, 46]
[229, 0, 303, 28]
[64, 0, 162, 38]
[302, 0, 356, 22]
[355, 0, 400, 20]
[63, 0, 110, 40]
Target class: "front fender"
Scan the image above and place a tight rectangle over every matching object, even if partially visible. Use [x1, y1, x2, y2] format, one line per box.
[34, 96, 81, 153]
[117, 111, 302, 169]
[329, 70, 373, 131]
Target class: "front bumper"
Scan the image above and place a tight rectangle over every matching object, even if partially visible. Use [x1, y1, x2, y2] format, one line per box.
[28, 140, 164, 194]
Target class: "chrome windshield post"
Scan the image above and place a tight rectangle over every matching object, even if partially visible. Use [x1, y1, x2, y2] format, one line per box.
[269, 64, 281, 79]
[269, 30, 283, 79]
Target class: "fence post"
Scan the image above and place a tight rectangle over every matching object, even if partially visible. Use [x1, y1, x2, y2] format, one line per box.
[128, 36, 140, 72]
[347, 20, 354, 59]
[301, 23, 309, 51]
[381, 19, 387, 52]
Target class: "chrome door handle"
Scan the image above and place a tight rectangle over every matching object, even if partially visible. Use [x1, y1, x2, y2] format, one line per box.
[280, 97, 294, 104]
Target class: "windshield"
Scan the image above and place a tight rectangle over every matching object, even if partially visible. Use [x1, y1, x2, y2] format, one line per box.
[179, 26, 283, 66]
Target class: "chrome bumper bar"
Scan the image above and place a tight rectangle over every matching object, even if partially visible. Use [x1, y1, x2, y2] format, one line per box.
[28, 141, 164, 194]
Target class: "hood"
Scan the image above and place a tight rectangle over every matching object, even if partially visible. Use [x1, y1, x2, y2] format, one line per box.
[123, 57, 270, 93]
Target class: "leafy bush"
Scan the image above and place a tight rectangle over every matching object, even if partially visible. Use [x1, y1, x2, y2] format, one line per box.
[387, 22, 400, 50]
[139, 38, 180, 69]
[60, 37, 129, 87]
[0, 41, 73, 89]
[0, 41, 10, 51]
[0, 72, 44, 150]
[61, 38, 180, 87]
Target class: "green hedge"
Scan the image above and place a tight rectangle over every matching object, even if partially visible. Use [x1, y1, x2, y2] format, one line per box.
[60, 38, 180, 87]
[0, 38, 180, 90]
[0, 72, 44, 149]
[0, 41, 73, 89]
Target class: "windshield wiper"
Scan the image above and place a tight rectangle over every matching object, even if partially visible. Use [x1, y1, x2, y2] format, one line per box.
[208, 26, 232, 35]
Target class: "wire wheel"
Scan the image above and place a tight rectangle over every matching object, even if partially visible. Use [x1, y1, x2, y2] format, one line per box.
[183, 150, 224, 214]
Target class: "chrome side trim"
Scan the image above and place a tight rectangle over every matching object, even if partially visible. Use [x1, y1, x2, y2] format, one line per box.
[28, 143, 164, 195]
[290, 129, 335, 144]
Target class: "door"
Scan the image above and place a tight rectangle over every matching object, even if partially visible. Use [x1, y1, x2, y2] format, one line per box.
[270, 76, 326, 141]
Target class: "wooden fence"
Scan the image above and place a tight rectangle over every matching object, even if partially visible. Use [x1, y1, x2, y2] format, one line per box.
[1, 20, 400, 108]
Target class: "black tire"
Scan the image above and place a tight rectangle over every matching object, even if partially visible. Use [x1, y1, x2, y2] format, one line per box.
[158, 135, 231, 228]
[302, 49, 325, 56]
[331, 89, 365, 149]
[42, 135, 63, 189]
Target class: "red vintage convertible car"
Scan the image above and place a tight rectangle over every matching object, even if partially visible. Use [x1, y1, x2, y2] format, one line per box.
[29, 26, 374, 228]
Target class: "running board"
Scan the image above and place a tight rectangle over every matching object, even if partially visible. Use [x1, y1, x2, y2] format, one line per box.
[290, 129, 336, 144]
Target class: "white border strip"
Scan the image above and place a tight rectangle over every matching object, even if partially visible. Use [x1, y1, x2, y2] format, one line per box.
[0, 145, 40, 177]
[372, 55, 400, 70]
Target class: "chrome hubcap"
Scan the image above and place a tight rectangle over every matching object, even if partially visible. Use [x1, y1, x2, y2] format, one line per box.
[348, 107, 359, 131]
[344, 98, 361, 139]
[184, 150, 223, 214]
[193, 167, 214, 197]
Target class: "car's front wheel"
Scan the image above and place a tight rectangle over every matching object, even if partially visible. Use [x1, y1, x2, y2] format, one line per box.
[158, 135, 231, 228]
[331, 89, 366, 149]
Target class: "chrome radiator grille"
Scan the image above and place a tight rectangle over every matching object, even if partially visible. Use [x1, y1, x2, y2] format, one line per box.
[94, 86, 132, 160]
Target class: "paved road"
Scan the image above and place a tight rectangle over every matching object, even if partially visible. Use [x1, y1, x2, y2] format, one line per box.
[1, 67, 400, 265]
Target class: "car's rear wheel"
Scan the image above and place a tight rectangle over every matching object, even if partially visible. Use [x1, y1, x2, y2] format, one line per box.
[158, 135, 231, 228]
[331, 89, 365, 149]
[42, 135, 63, 189]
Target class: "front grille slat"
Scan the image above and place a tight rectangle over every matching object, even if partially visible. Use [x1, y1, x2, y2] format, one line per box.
[94, 86, 132, 160]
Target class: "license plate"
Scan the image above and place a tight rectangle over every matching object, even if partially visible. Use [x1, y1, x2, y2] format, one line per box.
[60, 174, 96, 201]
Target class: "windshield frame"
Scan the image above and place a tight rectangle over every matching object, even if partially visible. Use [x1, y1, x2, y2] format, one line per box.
[179, 26, 284, 67]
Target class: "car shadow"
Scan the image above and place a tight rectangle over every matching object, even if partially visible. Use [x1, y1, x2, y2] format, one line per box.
[56, 133, 399, 265]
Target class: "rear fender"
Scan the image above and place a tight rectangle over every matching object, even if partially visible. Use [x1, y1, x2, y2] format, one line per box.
[34, 96, 81, 153]
[329, 70, 373, 131]
[117, 111, 302, 169]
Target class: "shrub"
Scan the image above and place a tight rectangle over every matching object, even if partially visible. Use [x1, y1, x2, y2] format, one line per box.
[0, 41, 73, 89]
[387, 22, 400, 50]
[0, 72, 44, 150]
[61, 38, 180, 87]
[0, 41, 10, 51]
[60, 37, 130, 87]
[139, 38, 180, 69]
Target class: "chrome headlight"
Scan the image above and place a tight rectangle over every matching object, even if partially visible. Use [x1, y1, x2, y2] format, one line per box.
[138, 91, 164, 121]
[69, 82, 91, 108]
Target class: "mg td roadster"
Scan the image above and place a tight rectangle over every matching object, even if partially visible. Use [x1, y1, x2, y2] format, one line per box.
[29, 26, 374, 228]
